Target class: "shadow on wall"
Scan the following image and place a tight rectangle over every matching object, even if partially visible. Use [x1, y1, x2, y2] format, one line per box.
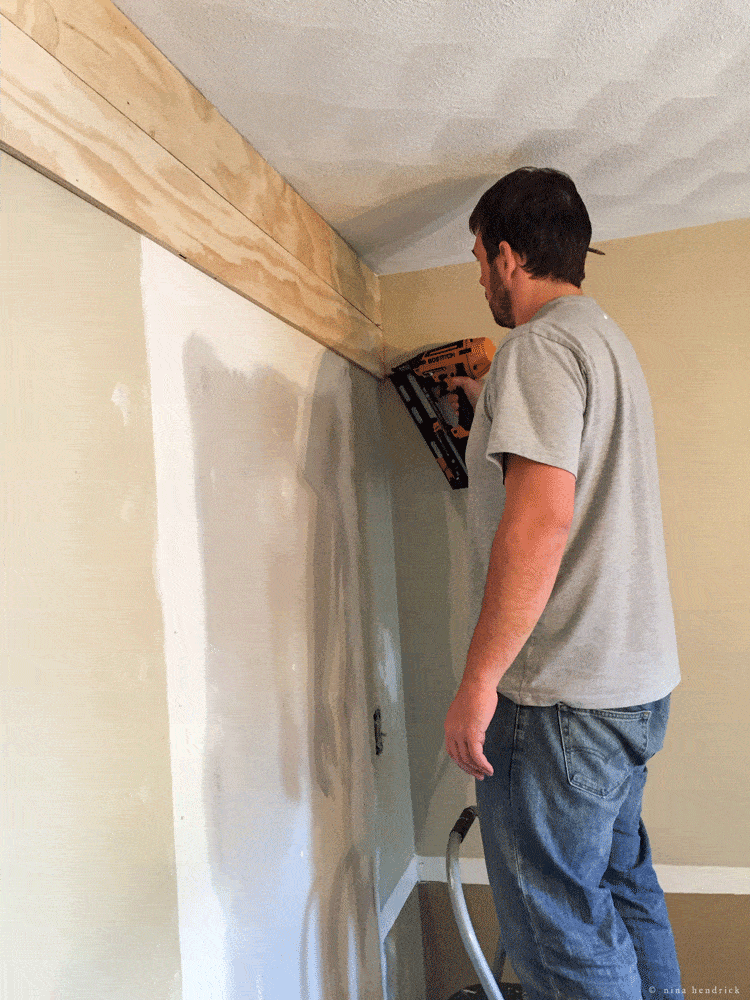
[298, 351, 381, 1000]
[378, 379, 476, 853]
[183, 336, 379, 1000]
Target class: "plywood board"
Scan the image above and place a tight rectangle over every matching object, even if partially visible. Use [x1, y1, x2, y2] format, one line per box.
[0, 14, 385, 376]
[0, 0, 380, 330]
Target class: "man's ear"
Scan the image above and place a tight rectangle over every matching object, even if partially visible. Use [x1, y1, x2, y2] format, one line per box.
[495, 241, 518, 278]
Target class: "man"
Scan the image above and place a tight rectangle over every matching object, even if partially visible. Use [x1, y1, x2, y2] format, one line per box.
[444, 168, 682, 1000]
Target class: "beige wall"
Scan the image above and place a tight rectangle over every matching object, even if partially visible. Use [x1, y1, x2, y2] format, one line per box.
[580, 221, 750, 867]
[380, 217, 750, 870]
[0, 152, 181, 995]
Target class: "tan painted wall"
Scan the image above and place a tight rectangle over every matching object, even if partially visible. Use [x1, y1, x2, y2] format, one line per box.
[0, 152, 181, 995]
[380, 217, 750, 869]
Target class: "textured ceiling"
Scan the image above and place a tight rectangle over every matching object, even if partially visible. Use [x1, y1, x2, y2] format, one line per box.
[114, 0, 750, 274]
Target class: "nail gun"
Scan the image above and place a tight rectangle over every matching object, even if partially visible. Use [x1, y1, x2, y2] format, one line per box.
[389, 337, 495, 489]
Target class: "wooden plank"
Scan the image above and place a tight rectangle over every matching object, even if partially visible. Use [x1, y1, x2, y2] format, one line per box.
[0, 0, 381, 330]
[0, 15, 385, 377]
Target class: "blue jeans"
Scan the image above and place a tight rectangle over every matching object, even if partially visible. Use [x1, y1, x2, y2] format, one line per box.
[476, 694, 681, 1000]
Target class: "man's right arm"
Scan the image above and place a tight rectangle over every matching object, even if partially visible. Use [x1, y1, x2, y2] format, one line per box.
[445, 454, 575, 778]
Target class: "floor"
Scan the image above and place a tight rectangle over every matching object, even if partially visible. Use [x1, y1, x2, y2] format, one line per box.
[418, 882, 750, 999]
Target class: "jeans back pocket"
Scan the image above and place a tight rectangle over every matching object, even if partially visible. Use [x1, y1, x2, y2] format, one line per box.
[557, 705, 653, 798]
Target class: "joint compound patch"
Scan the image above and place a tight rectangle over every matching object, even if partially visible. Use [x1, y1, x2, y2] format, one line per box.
[112, 383, 131, 425]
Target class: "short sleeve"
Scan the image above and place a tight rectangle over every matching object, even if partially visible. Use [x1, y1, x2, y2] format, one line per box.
[483, 332, 586, 478]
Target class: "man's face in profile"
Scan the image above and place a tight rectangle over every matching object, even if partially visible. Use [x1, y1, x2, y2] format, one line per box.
[473, 233, 515, 329]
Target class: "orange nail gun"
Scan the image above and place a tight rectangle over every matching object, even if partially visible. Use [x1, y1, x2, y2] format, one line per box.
[389, 337, 495, 489]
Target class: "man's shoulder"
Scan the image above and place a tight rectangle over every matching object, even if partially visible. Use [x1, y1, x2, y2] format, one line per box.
[523, 295, 630, 360]
[495, 296, 604, 360]
[529, 294, 607, 333]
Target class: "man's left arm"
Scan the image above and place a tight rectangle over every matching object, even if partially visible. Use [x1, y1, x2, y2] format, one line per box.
[444, 454, 576, 779]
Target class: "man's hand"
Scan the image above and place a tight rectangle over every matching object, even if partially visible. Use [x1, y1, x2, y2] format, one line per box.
[444, 680, 497, 780]
[444, 376, 484, 415]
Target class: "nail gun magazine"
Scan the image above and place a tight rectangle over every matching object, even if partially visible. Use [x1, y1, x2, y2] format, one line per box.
[389, 338, 495, 490]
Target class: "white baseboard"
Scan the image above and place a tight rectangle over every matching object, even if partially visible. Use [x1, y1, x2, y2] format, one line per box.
[652, 865, 750, 894]
[379, 856, 420, 941]
[415, 854, 750, 893]
[380, 855, 750, 941]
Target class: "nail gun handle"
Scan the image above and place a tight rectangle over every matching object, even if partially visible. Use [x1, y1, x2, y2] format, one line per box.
[456, 386, 474, 433]
[439, 378, 475, 439]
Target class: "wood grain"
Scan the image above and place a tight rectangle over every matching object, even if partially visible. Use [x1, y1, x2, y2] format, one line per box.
[0, 14, 385, 376]
[0, 0, 381, 330]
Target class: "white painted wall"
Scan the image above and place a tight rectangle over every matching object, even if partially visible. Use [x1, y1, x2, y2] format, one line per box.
[141, 239, 390, 1000]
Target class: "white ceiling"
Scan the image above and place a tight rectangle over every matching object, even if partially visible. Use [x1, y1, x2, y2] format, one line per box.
[114, 0, 750, 274]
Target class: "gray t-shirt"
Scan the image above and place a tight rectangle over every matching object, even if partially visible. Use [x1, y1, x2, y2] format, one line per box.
[466, 295, 680, 708]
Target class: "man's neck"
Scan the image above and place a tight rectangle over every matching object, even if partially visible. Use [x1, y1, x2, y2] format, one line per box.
[513, 281, 583, 327]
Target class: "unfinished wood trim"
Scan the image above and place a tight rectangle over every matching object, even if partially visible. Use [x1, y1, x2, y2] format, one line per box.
[0, 0, 380, 329]
[0, 14, 384, 376]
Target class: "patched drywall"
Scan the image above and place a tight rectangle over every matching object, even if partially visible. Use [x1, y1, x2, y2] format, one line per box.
[0, 152, 181, 997]
[142, 239, 410, 999]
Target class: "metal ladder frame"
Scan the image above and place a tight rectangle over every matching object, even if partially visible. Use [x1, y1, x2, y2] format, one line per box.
[445, 806, 511, 1000]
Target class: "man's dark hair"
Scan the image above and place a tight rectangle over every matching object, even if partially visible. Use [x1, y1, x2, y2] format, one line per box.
[469, 167, 592, 288]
